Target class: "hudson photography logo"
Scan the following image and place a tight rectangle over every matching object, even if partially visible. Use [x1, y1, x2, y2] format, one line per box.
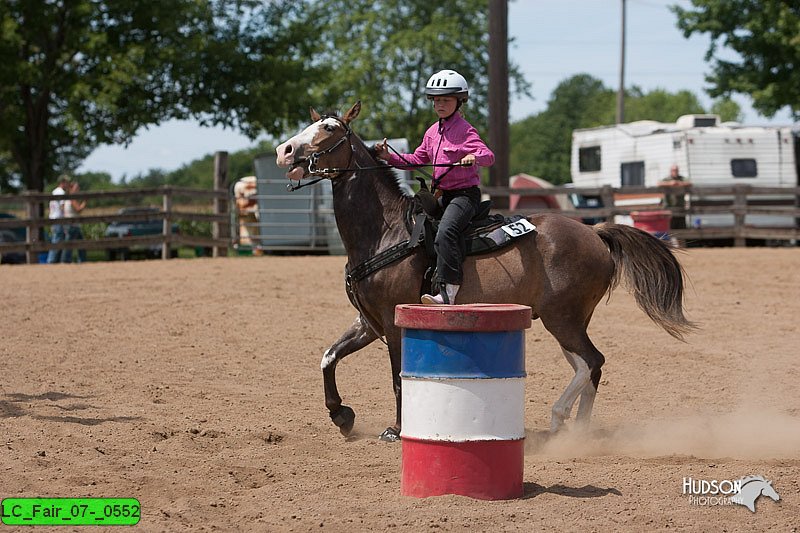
[682, 475, 781, 512]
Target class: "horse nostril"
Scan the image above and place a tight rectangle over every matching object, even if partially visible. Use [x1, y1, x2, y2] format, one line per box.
[283, 144, 293, 155]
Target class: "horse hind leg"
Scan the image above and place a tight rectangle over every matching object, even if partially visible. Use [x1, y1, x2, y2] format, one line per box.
[550, 340, 605, 433]
[550, 347, 590, 433]
[575, 350, 602, 426]
[322, 315, 378, 436]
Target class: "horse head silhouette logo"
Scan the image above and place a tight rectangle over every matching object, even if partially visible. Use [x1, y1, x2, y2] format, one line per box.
[729, 476, 780, 513]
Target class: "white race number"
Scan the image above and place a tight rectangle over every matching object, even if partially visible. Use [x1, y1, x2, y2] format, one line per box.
[500, 218, 537, 238]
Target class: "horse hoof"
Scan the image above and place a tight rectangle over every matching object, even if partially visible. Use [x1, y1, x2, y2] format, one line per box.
[330, 406, 355, 436]
[550, 418, 566, 434]
[378, 427, 400, 442]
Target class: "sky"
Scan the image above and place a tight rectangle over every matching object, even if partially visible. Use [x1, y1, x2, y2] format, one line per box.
[78, 0, 796, 182]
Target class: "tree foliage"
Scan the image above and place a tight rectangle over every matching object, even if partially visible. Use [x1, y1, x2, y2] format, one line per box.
[510, 74, 741, 184]
[510, 75, 611, 185]
[672, 0, 800, 119]
[0, 0, 312, 192]
[301, 0, 530, 145]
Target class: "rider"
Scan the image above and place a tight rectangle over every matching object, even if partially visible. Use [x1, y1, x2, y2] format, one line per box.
[375, 69, 495, 305]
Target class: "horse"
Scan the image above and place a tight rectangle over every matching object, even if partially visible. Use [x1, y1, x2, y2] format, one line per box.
[276, 101, 695, 441]
[730, 476, 780, 512]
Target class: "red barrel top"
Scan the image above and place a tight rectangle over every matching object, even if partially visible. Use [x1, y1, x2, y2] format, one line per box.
[395, 303, 532, 332]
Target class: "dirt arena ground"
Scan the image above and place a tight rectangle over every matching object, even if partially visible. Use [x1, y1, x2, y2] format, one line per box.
[2, 247, 799, 531]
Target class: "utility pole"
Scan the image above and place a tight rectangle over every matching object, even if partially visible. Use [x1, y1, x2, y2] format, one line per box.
[488, 0, 509, 208]
[616, 0, 626, 124]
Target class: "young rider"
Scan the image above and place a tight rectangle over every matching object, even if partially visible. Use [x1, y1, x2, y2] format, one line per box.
[375, 69, 495, 304]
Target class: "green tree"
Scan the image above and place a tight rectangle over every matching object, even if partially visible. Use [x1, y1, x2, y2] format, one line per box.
[303, 0, 530, 145]
[710, 98, 743, 122]
[74, 171, 115, 191]
[0, 0, 313, 193]
[0, 149, 17, 192]
[615, 88, 739, 124]
[672, 0, 800, 119]
[510, 75, 613, 184]
[146, 140, 274, 190]
[623, 88, 704, 123]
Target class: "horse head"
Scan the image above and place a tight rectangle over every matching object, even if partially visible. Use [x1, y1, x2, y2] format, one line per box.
[760, 480, 780, 502]
[732, 475, 781, 512]
[276, 101, 362, 182]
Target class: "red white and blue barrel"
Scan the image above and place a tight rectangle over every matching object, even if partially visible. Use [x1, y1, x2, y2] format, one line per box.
[394, 303, 532, 500]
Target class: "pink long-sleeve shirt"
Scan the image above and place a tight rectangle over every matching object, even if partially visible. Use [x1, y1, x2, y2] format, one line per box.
[386, 113, 494, 191]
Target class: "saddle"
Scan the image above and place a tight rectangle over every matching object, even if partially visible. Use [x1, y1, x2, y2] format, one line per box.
[344, 183, 536, 308]
[408, 185, 533, 297]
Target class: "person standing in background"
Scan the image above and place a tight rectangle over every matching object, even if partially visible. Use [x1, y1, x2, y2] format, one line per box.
[46, 175, 70, 263]
[660, 164, 690, 230]
[234, 176, 262, 255]
[62, 179, 87, 263]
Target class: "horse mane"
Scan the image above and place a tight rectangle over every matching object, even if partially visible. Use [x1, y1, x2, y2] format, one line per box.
[321, 108, 414, 199]
[364, 144, 414, 198]
[739, 475, 768, 486]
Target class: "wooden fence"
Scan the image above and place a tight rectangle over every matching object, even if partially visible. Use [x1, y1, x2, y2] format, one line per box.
[3, 182, 797, 264]
[0, 186, 229, 264]
[486, 184, 800, 247]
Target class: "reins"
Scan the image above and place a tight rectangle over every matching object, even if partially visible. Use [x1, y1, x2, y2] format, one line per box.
[286, 117, 466, 191]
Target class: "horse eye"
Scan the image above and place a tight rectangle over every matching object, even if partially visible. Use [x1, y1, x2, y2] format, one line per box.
[324, 124, 335, 132]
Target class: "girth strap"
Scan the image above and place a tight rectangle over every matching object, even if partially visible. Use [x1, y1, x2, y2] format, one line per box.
[346, 239, 415, 285]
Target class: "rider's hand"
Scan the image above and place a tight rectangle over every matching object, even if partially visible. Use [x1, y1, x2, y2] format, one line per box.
[374, 138, 389, 160]
[460, 154, 476, 166]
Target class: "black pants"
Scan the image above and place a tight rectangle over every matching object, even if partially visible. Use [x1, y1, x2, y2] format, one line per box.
[434, 186, 481, 286]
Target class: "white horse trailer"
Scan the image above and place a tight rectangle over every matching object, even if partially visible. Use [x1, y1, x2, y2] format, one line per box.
[570, 114, 799, 228]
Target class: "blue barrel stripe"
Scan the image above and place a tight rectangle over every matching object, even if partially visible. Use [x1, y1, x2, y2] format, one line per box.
[401, 329, 526, 378]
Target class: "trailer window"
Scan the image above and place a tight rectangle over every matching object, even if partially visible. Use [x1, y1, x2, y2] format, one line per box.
[620, 161, 645, 187]
[579, 146, 601, 172]
[731, 158, 757, 178]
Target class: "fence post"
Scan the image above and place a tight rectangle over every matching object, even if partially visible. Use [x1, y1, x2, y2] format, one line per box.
[24, 193, 39, 265]
[733, 184, 748, 247]
[600, 185, 615, 222]
[795, 186, 800, 230]
[162, 187, 173, 260]
[212, 151, 230, 258]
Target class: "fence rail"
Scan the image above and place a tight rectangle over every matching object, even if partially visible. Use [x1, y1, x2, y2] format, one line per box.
[0, 186, 229, 264]
[486, 184, 799, 246]
[3, 182, 796, 264]
[238, 182, 798, 254]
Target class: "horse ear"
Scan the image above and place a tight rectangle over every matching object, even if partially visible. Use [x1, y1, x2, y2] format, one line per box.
[310, 107, 321, 122]
[343, 101, 361, 124]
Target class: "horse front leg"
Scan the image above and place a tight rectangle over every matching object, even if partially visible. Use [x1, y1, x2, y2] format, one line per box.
[322, 315, 378, 436]
[378, 333, 403, 442]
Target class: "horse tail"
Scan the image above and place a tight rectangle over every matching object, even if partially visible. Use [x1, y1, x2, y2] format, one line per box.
[594, 223, 697, 341]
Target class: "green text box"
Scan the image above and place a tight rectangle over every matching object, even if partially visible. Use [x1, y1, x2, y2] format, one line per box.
[1, 498, 140, 526]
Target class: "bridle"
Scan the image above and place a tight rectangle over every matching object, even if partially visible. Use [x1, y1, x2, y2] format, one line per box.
[286, 114, 468, 192]
[287, 115, 355, 191]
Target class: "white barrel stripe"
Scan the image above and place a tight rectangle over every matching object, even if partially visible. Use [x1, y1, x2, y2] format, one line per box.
[401, 377, 525, 441]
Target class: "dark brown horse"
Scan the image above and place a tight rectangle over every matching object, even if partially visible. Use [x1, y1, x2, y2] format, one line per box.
[276, 101, 694, 440]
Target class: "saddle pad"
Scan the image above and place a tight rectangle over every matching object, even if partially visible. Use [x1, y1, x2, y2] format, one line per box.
[464, 215, 536, 256]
